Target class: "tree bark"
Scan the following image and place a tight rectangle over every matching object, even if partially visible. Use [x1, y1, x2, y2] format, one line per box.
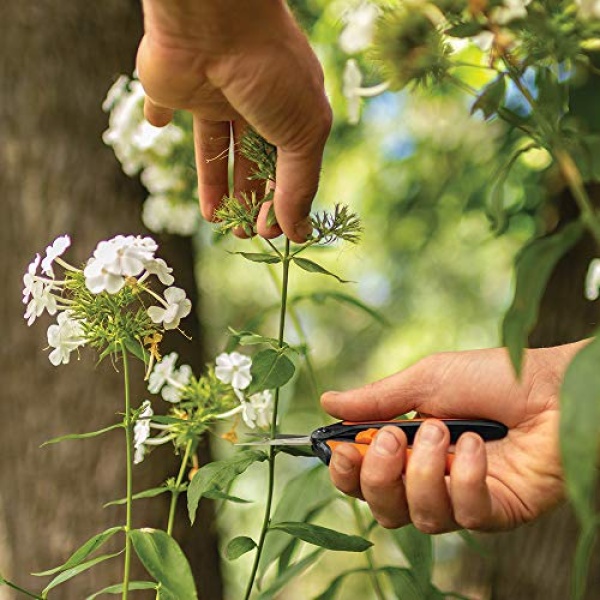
[0, 2, 222, 598]
[455, 187, 600, 600]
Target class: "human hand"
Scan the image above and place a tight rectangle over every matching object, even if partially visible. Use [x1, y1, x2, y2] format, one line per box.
[137, 0, 331, 242]
[321, 343, 585, 533]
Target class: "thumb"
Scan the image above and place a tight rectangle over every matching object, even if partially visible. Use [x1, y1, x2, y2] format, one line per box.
[321, 361, 432, 422]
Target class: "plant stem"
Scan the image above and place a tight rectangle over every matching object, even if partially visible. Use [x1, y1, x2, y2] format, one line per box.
[243, 238, 291, 600]
[0, 578, 44, 600]
[121, 346, 133, 600]
[167, 440, 193, 535]
[350, 501, 387, 600]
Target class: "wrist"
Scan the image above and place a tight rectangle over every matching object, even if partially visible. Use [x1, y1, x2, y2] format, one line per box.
[141, 0, 289, 53]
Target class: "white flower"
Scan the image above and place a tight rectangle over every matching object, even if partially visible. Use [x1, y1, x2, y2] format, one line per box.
[576, 0, 600, 19]
[161, 364, 192, 403]
[339, 2, 380, 54]
[24, 281, 58, 326]
[585, 258, 600, 301]
[41, 235, 71, 278]
[148, 352, 179, 394]
[46, 311, 86, 366]
[147, 286, 191, 330]
[472, 31, 495, 52]
[343, 59, 389, 125]
[84, 235, 158, 294]
[23, 254, 41, 304]
[133, 400, 154, 464]
[145, 258, 174, 286]
[215, 352, 252, 390]
[131, 121, 184, 155]
[102, 74, 130, 112]
[141, 163, 185, 195]
[142, 195, 200, 236]
[241, 390, 273, 429]
[493, 0, 531, 25]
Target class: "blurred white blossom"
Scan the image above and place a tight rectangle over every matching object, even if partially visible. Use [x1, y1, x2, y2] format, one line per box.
[493, 0, 531, 25]
[339, 2, 380, 54]
[147, 286, 192, 330]
[133, 400, 153, 464]
[23, 254, 41, 304]
[343, 59, 389, 125]
[241, 390, 273, 429]
[46, 311, 86, 366]
[585, 258, 600, 300]
[215, 352, 252, 390]
[576, 0, 600, 19]
[142, 195, 201, 236]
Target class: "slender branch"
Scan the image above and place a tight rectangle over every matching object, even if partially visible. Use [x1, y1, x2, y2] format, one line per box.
[264, 238, 284, 260]
[350, 501, 387, 600]
[243, 239, 291, 600]
[167, 440, 193, 535]
[0, 578, 44, 600]
[121, 345, 133, 600]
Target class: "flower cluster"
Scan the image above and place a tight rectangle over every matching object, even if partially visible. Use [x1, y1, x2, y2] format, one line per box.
[23, 234, 191, 365]
[102, 75, 200, 236]
[134, 350, 274, 464]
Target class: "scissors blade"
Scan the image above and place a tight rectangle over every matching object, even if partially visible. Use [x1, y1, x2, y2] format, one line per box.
[236, 435, 312, 447]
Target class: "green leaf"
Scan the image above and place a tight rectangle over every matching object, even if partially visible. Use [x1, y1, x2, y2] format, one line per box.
[41, 423, 123, 446]
[203, 489, 252, 503]
[292, 257, 350, 283]
[187, 450, 267, 523]
[502, 221, 582, 375]
[471, 76, 506, 120]
[560, 335, 600, 526]
[570, 523, 598, 600]
[445, 21, 484, 37]
[225, 536, 257, 560]
[390, 525, 433, 588]
[313, 569, 369, 600]
[256, 550, 323, 600]
[269, 522, 372, 552]
[33, 527, 123, 576]
[259, 466, 334, 579]
[103, 486, 175, 507]
[290, 291, 389, 326]
[247, 349, 295, 394]
[42, 552, 123, 595]
[130, 529, 197, 600]
[85, 581, 157, 599]
[123, 336, 147, 363]
[382, 567, 427, 600]
[229, 251, 281, 264]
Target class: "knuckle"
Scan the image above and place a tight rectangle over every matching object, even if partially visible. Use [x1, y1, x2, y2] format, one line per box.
[455, 512, 484, 530]
[411, 517, 445, 535]
[361, 469, 395, 490]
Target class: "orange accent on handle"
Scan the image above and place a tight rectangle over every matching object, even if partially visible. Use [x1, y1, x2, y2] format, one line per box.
[326, 440, 455, 473]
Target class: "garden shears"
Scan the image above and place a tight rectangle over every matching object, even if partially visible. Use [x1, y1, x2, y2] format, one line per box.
[238, 419, 508, 472]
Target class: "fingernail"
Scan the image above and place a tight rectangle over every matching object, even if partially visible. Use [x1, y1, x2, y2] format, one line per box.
[294, 218, 313, 240]
[459, 434, 481, 455]
[418, 423, 443, 446]
[373, 430, 399, 456]
[332, 452, 353, 474]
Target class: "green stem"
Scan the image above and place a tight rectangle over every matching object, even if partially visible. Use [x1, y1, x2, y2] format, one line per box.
[0, 578, 44, 600]
[167, 440, 193, 535]
[121, 346, 133, 600]
[350, 501, 387, 600]
[243, 238, 291, 600]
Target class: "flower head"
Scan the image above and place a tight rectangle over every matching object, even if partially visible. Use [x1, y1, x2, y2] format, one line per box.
[145, 258, 175, 286]
[215, 352, 252, 390]
[148, 351, 179, 394]
[41, 235, 71, 278]
[241, 390, 273, 429]
[147, 286, 191, 330]
[134, 400, 153, 464]
[46, 311, 86, 366]
[339, 2, 380, 54]
[162, 364, 192, 403]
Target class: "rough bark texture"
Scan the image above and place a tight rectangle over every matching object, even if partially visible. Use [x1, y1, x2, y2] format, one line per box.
[456, 187, 600, 600]
[0, 2, 223, 598]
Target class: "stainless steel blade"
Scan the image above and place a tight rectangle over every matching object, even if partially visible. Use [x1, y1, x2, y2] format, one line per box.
[236, 435, 311, 447]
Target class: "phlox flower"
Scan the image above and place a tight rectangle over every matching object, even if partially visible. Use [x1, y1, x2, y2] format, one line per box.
[23, 254, 41, 304]
[343, 60, 389, 125]
[41, 234, 71, 278]
[147, 286, 191, 330]
[493, 0, 531, 25]
[161, 364, 192, 403]
[215, 352, 252, 391]
[46, 311, 86, 366]
[148, 352, 179, 394]
[145, 258, 174, 286]
[142, 195, 201, 236]
[241, 390, 273, 429]
[24, 281, 58, 326]
[133, 400, 153, 464]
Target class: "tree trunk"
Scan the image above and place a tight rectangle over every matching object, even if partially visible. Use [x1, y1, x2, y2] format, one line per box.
[455, 187, 600, 600]
[0, 2, 223, 598]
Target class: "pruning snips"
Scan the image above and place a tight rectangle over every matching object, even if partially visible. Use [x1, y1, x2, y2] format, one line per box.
[238, 419, 508, 472]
